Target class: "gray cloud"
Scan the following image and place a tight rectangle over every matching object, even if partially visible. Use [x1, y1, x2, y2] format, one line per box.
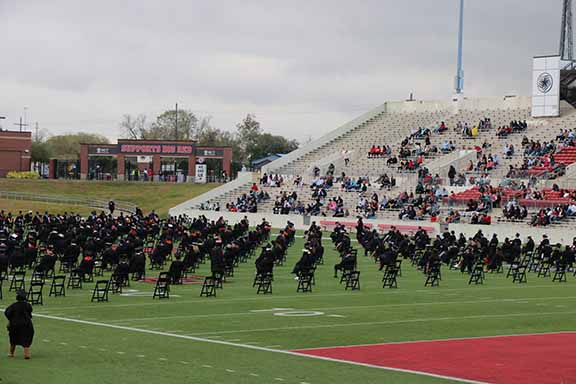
[0, 0, 565, 140]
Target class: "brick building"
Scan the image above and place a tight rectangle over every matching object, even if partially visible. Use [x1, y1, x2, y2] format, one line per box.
[0, 131, 32, 177]
[48, 139, 232, 183]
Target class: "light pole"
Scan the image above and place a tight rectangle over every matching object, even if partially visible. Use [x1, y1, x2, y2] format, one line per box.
[175, 103, 179, 140]
[560, 0, 574, 61]
[455, 0, 465, 94]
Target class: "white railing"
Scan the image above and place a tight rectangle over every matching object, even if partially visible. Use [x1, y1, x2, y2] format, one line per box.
[427, 150, 476, 179]
[0, 191, 137, 214]
[261, 102, 389, 174]
[168, 171, 255, 216]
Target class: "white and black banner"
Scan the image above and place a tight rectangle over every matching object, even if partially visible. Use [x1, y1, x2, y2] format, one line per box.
[195, 164, 207, 183]
[532, 55, 564, 118]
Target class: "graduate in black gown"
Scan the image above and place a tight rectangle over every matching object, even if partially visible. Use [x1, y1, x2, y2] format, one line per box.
[4, 290, 34, 359]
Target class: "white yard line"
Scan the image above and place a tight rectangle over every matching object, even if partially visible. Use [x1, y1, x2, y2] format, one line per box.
[105, 295, 576, 324]
[37, 285, 563, 312]
[108, 311, 257, 323]
[33, 312, 486, 384]
[190, 310, 576, 336]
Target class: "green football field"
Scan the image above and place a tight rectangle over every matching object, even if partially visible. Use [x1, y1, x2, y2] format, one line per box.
[1, 234, 575, 384]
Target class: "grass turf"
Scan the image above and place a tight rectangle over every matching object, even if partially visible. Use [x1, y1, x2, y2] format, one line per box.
[0, 179, 219, 217]
[1, 234, 574, 384]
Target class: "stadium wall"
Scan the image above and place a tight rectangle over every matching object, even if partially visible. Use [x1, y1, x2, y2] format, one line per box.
[173, 209, 442, 233]
[449, 223, 576, 244]
[384, 95, 531, 114]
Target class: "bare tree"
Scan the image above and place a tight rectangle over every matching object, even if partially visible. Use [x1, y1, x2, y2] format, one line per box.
[120, 114, 148, 139]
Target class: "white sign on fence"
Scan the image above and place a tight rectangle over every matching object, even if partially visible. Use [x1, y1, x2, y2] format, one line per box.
[137, 156, 153, 163]
[195, 164, 207, 183]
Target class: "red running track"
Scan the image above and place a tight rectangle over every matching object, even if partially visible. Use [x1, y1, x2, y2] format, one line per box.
[292, 332, 576, 384]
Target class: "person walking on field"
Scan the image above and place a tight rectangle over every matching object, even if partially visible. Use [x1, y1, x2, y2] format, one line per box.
[5, 290, 34, 359]
[108, 200, 115, 215]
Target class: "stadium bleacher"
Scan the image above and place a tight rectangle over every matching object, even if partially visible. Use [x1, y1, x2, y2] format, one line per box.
[172, 97, 576, 230]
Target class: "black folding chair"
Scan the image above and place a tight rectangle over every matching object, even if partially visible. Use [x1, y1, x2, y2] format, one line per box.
[255, 273, 273, 294]
[27, 281, 44, 305]
[91, 280, 111, 302]
[382, 265, 399, 289]
[345, 271, 360, 290]
[537, 258, 551, 278]
[553, 264, 567, 283]
[200, 276, 217, 297]
[9, 271, 26, 292]
[153, 272, 170, 299]
[468, 263, 485, 285]
[67, 270, 83, 289]
[512, 263, 528, 284]
[213, 272, 224, 289]
[224, 264, 234, 278]
[296, 271, 314, 293]
[31, 268, 45, 285]
[425, 263, 441, 287]
[93, 258, 104, 277]
[49, 275, 66, 297]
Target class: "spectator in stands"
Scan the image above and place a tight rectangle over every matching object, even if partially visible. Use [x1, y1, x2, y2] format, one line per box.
[470, 212, 491, 225]
[441, 140, 455, 153]
[313, 166, 320, 177]
[445, 210, 461, 223]
[448, 165, 456, 186]
[342, 149, 351, 166]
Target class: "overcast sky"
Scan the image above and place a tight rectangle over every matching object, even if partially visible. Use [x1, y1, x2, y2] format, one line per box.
[0, 0, 564, 142]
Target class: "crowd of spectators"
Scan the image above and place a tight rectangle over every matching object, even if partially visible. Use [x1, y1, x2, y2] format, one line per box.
[259, 173, 284, 187]
[556, 129, 576, 146]
[368, 145, 392, 158]
[199, 201, 220, 211]
[226, 190, 266, 213]
[355, 182, 448, 220]
[495, 120, 528, 137]
[341, 176, 371, 192]
[375, 173, 397, 190]
[441, 140, 456, 153]
[531, 205, 576, 227]
[506, 137, 568, 178]
[465, 153, 500, 174]
[502, 201, 529, 221]
[272, 191, 302, 215]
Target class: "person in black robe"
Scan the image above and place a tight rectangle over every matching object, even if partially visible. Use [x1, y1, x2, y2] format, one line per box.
[334, 249, 357, 277]
[168, 255, 184, 284]
[5, 290, 34, 359]
[292, 249, 315, 276]
[73, 255, 95, 281]
[129, 249, 146, 280]
[255, 245, 274, 275]
[210, 240, 225, 278]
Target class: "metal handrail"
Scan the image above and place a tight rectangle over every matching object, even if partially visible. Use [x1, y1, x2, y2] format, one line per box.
[0, 190, 137, 214]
